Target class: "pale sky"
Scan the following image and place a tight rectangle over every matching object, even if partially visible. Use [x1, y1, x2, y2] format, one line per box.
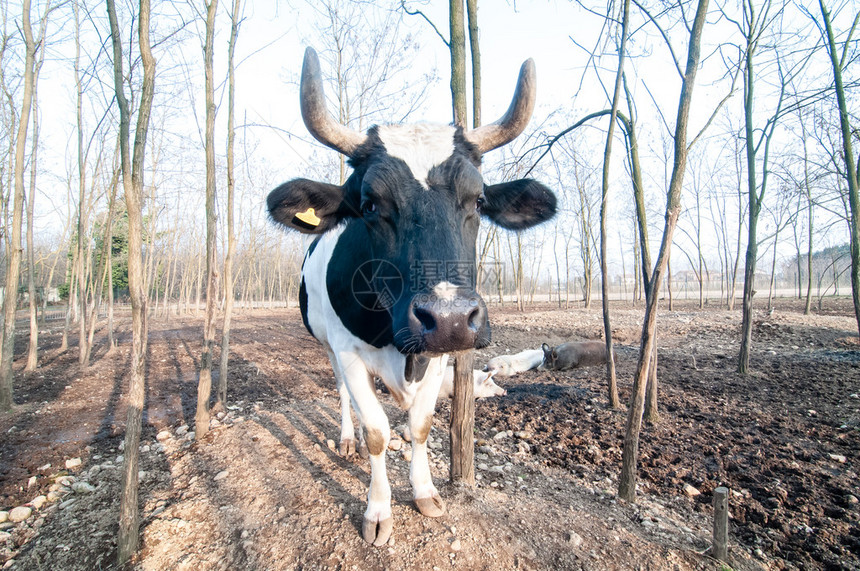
[20, 0, 855, 277]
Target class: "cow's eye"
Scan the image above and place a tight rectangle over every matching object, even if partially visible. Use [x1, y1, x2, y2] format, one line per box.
[476, 197, 485, 212]
[361, 200, 377, 215]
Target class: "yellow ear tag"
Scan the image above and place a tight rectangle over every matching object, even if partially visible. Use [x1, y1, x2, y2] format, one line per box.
[292, 207, 321, 229]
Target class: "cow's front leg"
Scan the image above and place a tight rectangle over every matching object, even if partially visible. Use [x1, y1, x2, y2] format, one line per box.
[408, 357, 447, 518]
[337, 379, 357, 457]
[329, 353, 358, 457]
[339, 355, 393, 546]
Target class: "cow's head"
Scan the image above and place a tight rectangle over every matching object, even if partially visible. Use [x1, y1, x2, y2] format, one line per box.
[269, 48, 556, 354]
[541, 343, 558, 369]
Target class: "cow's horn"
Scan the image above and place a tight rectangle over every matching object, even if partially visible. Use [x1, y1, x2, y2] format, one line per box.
[300, 47, 366, 156]
[465, 59, 536, 155]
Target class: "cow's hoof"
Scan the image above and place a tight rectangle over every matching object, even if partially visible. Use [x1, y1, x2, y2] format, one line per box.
[415, 494, 446, 518]
[362, 516, 393, 546]
[358, 441, 369, 459]
[339, 438, 355, 457]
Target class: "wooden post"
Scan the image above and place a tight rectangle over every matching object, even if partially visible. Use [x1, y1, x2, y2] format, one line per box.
[449, 350, 475, 485]
[713, 486, 729, 562]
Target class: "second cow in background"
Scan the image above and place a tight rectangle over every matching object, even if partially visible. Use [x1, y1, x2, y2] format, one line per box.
[541, 341, 615, 370]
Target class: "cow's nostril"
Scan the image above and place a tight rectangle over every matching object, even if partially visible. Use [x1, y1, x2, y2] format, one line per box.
[467, 306, 481, 330]
[414, 306, 437, 332]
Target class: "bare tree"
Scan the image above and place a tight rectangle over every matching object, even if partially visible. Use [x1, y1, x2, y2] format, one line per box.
[817, 0, 860, 337]
[599, 0, 630, 409]
[0, 0, 36, 411]
[618, 0, 710, 502]
[724, 127, 748, 311]
[86, 164, 119, 356]
[25, 5, 50, 372]
[677, 152, 714, 309]
[800, 118, 814, 314]
[575, 159, 597, 308]
[528, 98, 661, 414]
[466, 0, 479, 129]
[195, 0, 220, 440]
[449, 0, 466, 127]
[735, 0, 787, 374]
[74, 0, 90, 366]
[764, 183, 793, 312]
[110, 0, 156, 559]
[218, 0, 242, 406]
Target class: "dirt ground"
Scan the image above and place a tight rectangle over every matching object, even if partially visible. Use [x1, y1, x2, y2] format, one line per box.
[0, 297, 858, 570]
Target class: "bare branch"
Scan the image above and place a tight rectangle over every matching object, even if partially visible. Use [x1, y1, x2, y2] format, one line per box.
[641, 79, 672, 136]
[573, 0, 622, 25]
[631, 0, 683, 78]
[688, 63, 741, 150]
[400, 1, 449, 47]
[521, 109, 637, 178]
[839, 11, 859, 68]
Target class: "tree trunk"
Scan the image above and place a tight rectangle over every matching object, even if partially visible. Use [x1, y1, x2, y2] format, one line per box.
[107, 237, 115, 350]
[819, 0, 860, 338]
[618, 0, 708, 502]
[0, 0, 36, 411]
[449, 0, 476, 484]
[87, 173, 119, 355]
[74, 0, 92, 368]
[194, 254, 202, 315]
[728, 168, 744, 311]
[738, 7, 784, 373]
[644, 343, 659, 423]
[60, 261, 73, 353]
[164, 247, 177, 319]
[697, 191, 704, 309]
[516, 234, 524, 311]
[578, 180, 593, 309]
[494, 234, 504, 304]
[767, 225, 780, 313]
[465, 0, 480, 129]
[667, 257, 673, 310]
[196, 0, 220, 439]
[25, 38, 45, 372]
[632, 219, 640, 305]
[554, 224, 563, 308]
[112, 0, 155, 560]
[632, 124, 658, 423]
[218, 0, 241, 406]
[737, 23, 760, 374]
[622, 82, 659, 421]
[805, 171, 813, 314]
[599, 0, 629, 410]
[449, 0, 466, 127]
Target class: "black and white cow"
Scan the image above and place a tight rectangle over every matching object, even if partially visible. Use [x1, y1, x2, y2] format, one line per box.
[267, 47, 556, 546]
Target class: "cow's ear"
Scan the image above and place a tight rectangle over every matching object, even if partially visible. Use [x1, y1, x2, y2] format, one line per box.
[268, 178, 350, 234]
[482, 179, 557, 230]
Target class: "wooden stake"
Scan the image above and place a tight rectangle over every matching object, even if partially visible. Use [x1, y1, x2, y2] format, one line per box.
[713, 486, 729, 561]
[449, 350, 475, 485]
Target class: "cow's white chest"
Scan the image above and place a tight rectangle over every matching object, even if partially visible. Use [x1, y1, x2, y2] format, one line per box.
[302, 225, 444, 408]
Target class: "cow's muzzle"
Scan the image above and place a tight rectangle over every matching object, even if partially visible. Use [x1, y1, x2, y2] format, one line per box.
[401, 289, 489, 353]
